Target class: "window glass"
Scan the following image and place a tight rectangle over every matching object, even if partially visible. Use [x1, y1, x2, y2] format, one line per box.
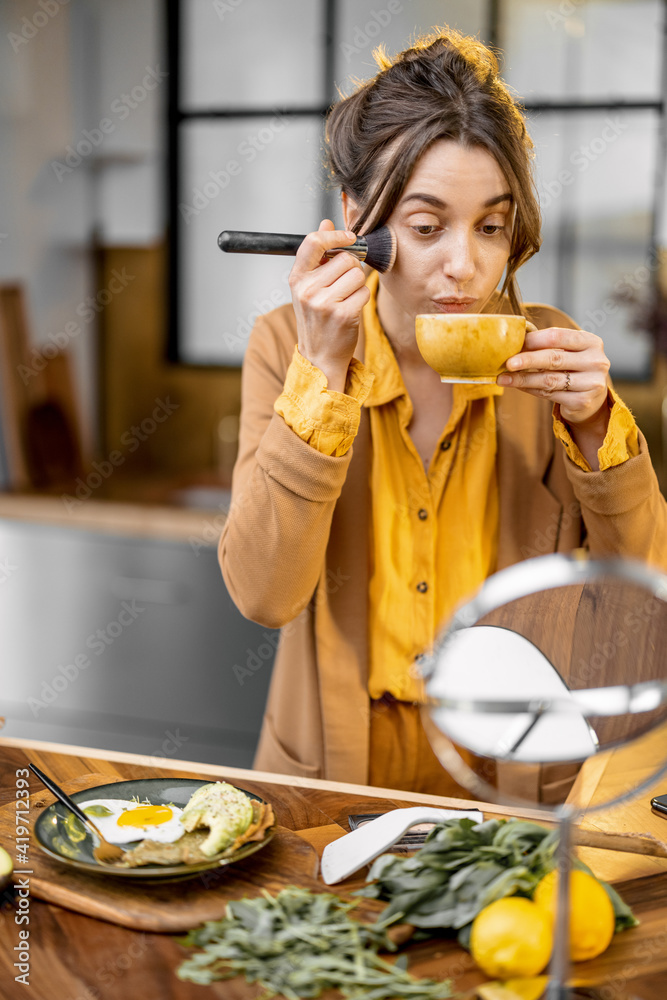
[334, 0, 489, 94]
[179, 117, 324, 364]
[500, 0, 663, 101]
[182, 0, 325, 110]
[516, 108, 658, 377]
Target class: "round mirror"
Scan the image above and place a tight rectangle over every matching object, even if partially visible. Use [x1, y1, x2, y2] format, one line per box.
[420, 552, 667, 1000]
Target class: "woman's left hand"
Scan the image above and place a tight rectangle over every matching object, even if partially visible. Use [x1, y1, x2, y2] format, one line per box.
[497, 326, 611, 427]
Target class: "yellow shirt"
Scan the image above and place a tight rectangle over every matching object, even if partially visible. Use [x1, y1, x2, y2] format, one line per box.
[274, 273, 639, 702]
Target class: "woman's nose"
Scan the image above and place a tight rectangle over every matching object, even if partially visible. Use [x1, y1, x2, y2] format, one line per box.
[443, 232, 476, 286]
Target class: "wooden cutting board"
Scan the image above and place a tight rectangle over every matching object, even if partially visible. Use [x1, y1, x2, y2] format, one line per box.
[0, 773, 322, 933]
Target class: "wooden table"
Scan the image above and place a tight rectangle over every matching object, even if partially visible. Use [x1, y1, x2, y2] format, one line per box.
[1, 736, 667, 1000]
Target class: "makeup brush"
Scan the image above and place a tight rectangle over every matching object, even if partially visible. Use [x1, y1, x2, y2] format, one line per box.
[217, 226, 396, 273]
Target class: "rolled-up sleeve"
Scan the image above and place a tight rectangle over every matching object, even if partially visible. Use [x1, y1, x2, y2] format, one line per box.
[274, 346, 374, 457]
[552, 388, 639, 472]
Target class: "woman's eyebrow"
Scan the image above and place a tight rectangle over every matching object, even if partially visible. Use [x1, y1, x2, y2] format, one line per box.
[400, 192, 513, 208]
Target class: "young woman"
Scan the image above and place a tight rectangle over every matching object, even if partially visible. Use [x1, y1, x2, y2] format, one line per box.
[219, 29, 667, 795]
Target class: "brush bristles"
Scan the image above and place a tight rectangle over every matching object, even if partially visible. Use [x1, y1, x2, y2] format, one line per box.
[364, 225, 397, 273]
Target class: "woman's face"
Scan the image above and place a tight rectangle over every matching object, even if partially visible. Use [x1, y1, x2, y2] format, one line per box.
[372, 139, 514, 334]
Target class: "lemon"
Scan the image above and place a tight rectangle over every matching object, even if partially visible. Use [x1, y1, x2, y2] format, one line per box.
[470, 897, 553, 979]
[533, 869, 615, 962]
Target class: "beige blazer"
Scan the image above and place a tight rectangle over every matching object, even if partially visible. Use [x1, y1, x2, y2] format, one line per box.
[219, 299, 667, 783]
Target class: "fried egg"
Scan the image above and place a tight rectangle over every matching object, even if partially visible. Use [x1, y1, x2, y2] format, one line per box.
[78, 798, 185, 845]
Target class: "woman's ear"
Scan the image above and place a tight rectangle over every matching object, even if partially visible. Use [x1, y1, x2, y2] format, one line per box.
[341, 190, 360, 232]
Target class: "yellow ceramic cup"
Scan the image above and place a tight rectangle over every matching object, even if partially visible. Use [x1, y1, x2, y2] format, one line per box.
[415, 313, 527, 383]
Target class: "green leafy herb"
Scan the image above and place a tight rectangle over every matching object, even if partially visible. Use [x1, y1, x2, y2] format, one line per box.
[356, 817, 637, 947]
[176, 886, 453, 998]
[83, 804, 114, 818]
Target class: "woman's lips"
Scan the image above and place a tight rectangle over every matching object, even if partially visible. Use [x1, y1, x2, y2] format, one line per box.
[431, 298, 476, 313]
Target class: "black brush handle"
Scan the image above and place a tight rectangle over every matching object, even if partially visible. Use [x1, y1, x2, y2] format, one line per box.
[218, 230, 368, 259]
[28, 761, 92, 829]
[218, 231, 308, 255]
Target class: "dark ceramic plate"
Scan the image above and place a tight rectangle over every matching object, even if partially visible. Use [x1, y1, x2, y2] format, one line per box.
[34, 777, 275, 880]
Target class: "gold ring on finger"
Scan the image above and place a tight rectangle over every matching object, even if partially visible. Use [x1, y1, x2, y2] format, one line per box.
[564, 371, 571, 392]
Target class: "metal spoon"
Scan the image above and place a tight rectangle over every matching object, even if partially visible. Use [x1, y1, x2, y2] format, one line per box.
[29, 762, 125, 865]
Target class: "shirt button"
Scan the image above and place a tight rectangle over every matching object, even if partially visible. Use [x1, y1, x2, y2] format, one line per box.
[416, 581, 428, 593]
[418, 508, 428, 520]
[441, 439, 452, 451]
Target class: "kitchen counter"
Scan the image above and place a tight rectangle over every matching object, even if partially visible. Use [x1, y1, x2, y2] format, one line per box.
[0, 480, 231, 544]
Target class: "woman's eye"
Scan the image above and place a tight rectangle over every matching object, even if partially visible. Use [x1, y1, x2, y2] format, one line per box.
[412, 225, 439, 236]
[480, 224, 504, 236]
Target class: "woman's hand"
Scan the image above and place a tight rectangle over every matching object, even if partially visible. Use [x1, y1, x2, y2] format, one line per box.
[289, 219, 370, 392]
[497, 326, 612, 469]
